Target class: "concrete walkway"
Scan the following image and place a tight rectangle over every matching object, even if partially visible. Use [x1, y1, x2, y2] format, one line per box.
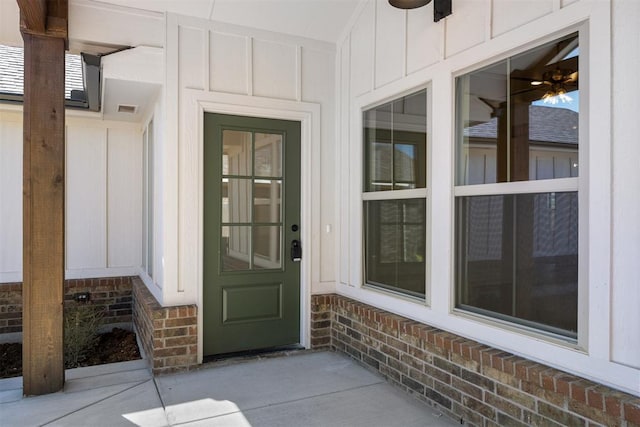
[0, 351, 458, 427]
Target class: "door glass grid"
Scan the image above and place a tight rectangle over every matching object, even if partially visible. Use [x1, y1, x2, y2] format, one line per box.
[221, 130, 284, 271]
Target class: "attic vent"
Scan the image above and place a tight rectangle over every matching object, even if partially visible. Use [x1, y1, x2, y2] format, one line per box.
[117, 104, 137, 113]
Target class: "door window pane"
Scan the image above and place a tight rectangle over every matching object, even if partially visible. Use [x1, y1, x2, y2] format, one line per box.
[223, 130, 252, 176]
[255, 133, 282, 178]
[222, 178, 252, 223]
[222, 226, 251, 271]
[253, 226, 281, 269]
[455, 192, 578, 337]
[254, 179, 281, 224]
[365, 199, 426, 298]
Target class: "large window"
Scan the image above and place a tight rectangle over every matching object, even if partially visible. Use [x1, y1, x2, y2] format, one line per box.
[363, 89, 428, 298]
[455, 33, 580, 339]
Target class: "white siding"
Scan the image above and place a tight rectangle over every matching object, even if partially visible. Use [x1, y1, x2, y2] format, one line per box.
[179, 26, 206, 90]
[66, 126, 107, 271]
[406, 5, 441, 74]
[336, 0, 640, 396]
[444, 0, 487, 57]
[252, 39, 298, 100]
[492, 0, 554, 37]
[611, 0, 640, 370]
[210, 32, 249, 95]
[350, 2, 374, 97]
[169, 15, 336, 309]
[374, 0, 404, 88]
[107, 128, 143, 268]
[0, 114, 22, 279]
[0, 114, 143, 283]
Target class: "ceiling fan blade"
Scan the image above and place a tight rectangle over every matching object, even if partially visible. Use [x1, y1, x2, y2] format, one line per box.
[565, 71, 579, 83]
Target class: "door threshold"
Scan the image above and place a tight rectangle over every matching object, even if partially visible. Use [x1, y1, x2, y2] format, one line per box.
[203, 344, 305, 364]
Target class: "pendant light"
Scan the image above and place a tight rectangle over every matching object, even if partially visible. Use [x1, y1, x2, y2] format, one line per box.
[388, 0, 431, 9]
[388, 0, 452, 22]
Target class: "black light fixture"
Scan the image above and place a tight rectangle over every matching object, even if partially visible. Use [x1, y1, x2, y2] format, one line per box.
[389, 0, 431, 8]
[389, 0, 452, 22]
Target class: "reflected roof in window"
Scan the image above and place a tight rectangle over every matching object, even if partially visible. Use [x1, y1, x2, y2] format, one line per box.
[0, 44, 84, 100]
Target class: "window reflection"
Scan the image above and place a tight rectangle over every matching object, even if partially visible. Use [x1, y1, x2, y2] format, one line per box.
[364, 90, 427, 191]
[456, 33, 579, 186]
[365, 199, 426, 298]
[456, 192, 578, 337]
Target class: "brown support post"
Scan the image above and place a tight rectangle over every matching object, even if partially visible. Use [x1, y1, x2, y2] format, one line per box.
[20, 0, 67, 396]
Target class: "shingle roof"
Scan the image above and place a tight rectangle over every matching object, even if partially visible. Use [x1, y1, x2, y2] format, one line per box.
[466, 105, 578, 144]
[0, 44, 84, 99]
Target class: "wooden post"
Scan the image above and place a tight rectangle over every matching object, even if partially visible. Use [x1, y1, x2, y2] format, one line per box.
[19, 0, 68, 396]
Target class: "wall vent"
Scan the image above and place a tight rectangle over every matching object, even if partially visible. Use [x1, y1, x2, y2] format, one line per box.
[117, 104, 137, 114]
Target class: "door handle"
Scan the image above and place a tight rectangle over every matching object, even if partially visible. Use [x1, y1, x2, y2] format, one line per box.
[291, 239, 302, 262]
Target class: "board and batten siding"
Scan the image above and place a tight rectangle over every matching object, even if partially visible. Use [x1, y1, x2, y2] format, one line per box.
[165, 14, 336, 311]
[0, 109, 142, 283]
[336, 0, 639, 396]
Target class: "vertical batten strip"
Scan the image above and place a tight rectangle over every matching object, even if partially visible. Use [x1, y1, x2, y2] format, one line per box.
[247, 37, 254, 96]
[296, 45, 303, 102]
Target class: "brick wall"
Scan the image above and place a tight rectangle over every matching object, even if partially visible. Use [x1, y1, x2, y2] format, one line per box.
[310, 294, 332, 349]
[132, 277, 197, 374]
[0, 277, 134, 335]
[311, 294, 640, 427]
[0, 283, 21, 334]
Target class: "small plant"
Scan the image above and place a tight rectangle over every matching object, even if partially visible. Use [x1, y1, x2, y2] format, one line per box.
[64, 304, 103, 368]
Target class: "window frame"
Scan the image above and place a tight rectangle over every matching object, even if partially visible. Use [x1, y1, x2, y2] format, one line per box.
[451, 29, 587, 346]
[360, 86, 431, 303]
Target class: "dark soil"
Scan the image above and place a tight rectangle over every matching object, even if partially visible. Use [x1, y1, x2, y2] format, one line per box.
[0, 328, 141, 379]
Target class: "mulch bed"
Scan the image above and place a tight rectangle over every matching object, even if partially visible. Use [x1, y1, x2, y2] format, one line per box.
[0, 328, 141, 379]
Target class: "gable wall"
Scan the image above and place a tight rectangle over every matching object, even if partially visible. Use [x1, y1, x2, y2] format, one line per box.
[160, 15, 338, 311]
[335, 0, 639, 396]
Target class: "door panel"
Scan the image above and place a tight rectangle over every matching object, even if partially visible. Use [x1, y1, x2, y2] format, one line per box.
[204, 113, 301, 356]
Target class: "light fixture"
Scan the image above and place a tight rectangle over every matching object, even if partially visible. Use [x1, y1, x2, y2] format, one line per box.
[389, 0, 452, 22]
[531, 67, 577, 105]
[541, 86, 573, 105]
[389, 0, 431, 9]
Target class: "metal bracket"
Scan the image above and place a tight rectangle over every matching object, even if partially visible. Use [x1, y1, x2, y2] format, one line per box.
[434, 0, 452, 22]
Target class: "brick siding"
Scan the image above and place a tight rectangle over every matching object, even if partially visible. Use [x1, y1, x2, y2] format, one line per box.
[0, 277, 134, 335]
[132, 277, 197, 374]
[311, 294, 640, 427]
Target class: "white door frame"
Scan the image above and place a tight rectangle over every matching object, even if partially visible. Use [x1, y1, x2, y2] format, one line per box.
[179, 89, 320, 363]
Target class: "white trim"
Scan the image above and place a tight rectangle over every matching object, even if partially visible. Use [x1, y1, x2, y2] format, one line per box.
[362, 188, 427, 201]
[0, 268, 139, 284]
[453, 177, 579, 197]
[180, 89, 320, 364]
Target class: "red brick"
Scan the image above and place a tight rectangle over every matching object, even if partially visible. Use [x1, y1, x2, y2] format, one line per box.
[164, 317, 196, 328]
[556, 374, 575, 397]
[586, 387, 604, 411]
[604, 395, 621, 417]
[571, 380, 591, 404]
[541, 369, 558, 392]
[625, 400, 640, 424]
[165, 335, 197, 347]
[154, 346, 188, 357]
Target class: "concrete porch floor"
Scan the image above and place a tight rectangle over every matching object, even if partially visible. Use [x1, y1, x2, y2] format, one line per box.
[0, 351, 458, 427]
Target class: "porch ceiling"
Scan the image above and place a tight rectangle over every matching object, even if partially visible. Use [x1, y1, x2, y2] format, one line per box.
[97, 0, 361, 43]
[2, 0, 362, 49]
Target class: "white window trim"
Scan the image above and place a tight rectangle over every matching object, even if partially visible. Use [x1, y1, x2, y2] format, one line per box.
[450, 27, 587, 348]
[359, 85, 432, 304]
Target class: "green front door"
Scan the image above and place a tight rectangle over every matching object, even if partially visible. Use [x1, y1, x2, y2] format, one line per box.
[203, 113, 301, 356]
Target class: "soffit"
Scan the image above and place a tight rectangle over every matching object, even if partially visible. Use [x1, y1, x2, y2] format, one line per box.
[87, 0, 362, 44]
